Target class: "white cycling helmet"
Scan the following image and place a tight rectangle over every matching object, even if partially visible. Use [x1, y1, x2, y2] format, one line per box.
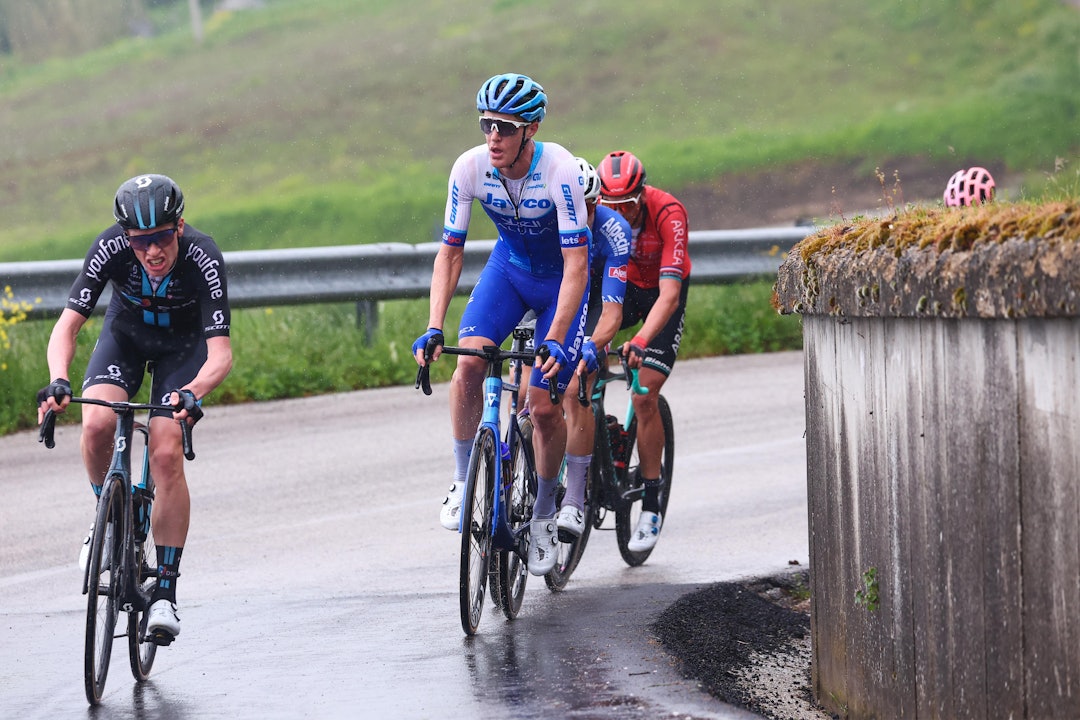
[575, 157, 601, 202]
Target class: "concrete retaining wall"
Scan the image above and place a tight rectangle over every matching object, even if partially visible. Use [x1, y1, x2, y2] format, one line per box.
[775, 206, 1080, 718]
[803, 314, 1080, 718]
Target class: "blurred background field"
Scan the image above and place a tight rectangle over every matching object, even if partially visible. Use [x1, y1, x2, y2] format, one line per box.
[0, 0, 1077, 433]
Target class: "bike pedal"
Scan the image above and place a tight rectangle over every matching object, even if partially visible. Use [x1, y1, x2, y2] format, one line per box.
[148, 630, 175, 647]
[557, 528, 580, 544]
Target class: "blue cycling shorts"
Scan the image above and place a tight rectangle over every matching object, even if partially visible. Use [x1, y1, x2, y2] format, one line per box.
[459, 247, 588, 394]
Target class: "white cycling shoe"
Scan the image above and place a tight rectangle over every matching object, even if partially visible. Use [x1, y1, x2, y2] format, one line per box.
[78, 524, 113, 572]
[627, 511, 663, 553]
[555, 505, 585, 542]
[440, 482, 464, 531]
[146, 599, 181, 645]
[528, 518, 558, 576]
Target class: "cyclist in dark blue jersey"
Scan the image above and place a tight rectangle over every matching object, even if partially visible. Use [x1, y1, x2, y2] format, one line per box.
[37, 174, 233, 645]
[413, 73, 590, 576]
[556, 158, 631, 539]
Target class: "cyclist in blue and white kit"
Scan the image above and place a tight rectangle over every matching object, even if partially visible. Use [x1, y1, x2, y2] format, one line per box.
[555, 158, 631, 540]
[518, 158, 631, 539]
[37, 174, 233, 646]
[412, 73, 590, 576]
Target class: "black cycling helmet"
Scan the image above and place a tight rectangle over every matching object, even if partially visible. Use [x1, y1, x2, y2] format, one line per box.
[113, 174, 185, 230]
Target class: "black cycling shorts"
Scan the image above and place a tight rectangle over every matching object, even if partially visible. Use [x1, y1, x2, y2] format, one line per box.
[83, 314, 207, 418]
[620, 276, 690, 377]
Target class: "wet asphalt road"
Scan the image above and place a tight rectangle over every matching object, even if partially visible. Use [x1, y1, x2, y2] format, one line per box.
[0, 351, 808, 719]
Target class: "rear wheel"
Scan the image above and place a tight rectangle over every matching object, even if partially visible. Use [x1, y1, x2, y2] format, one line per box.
[460, 428, 496, 635]
[84, 475, 124, 705]
[544, 458, 594, 591]
[496, 417, 533, 618]
[616, 395, 675, 567]
[128, 484, 158, 680]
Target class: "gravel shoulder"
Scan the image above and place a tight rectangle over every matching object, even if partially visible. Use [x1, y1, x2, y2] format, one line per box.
[653, 569, 838, 720]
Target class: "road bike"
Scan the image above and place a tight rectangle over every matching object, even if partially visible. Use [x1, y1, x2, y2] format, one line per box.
[544, 351, 675, 586]
[415, 327, 548, 635]
[39, 395, 194, 705]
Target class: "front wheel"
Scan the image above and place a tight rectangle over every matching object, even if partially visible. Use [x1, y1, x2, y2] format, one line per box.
[128, 485, 158, 680]
[615, 395, 674, 567]
[496, 416, 533, 619]
[85, 475, 124, 705]
[460, 428, 497, 635]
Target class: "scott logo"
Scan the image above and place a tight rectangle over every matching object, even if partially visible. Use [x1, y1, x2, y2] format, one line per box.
[135, 176, 153, 188]
[115, 436, 127, 453]
[212, 310, 225, 325]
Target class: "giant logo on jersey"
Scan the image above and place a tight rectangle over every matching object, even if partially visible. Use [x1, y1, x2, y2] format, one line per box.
[560, 183, 579, 226]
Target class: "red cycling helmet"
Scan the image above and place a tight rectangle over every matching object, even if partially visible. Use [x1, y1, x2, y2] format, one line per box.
[598, 150, 647, 198]
[944, 167, 995, 207]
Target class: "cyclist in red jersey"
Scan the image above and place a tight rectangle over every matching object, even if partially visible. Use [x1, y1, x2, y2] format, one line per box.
[596, 150, 691, 553]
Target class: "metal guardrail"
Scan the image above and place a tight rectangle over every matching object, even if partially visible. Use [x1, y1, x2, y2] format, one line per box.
[0, 227, 812, 339]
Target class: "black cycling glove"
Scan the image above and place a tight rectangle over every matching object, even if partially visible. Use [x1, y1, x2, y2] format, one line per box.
[172, 388, 204, 424]
[36, 378, 72, 406]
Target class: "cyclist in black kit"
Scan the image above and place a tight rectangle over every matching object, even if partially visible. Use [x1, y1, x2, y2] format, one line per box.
[36, 174, 232, 645]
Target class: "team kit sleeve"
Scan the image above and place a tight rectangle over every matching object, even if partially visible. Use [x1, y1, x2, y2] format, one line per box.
[65, 230, 127, 317]
[190, 237, 231, 338]
[551, 155, 590, 249]
[597, 214, 631, 304]
[656, 200, 692, 281]
[441, 150, 480, 247]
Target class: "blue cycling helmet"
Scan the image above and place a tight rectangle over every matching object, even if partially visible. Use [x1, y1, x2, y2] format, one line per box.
[476, 73, 547, 123]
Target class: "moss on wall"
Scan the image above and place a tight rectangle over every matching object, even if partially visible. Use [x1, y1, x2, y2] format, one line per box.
[774, 203, 1080, 318]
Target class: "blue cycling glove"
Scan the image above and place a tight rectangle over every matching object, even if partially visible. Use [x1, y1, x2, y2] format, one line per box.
[412, 328, 444, 360]
[537, 338, 570, 369]
[580, 339, 599, 374]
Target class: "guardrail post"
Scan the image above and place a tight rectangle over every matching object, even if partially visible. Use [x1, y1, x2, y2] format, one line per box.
[356, 300, 378, 346]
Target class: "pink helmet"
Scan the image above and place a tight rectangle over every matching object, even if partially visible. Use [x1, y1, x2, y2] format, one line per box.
[944, 167, 995, 207]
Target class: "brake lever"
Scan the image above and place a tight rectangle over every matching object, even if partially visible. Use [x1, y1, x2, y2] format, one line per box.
[536, 346, 560, 405]
[180, 420, 195, 461]
[415, 364, 432, 395]
[39, 409, 57, 449]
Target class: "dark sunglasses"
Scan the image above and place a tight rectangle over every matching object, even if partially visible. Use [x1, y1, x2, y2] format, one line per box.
[126, 226, 178, 252]
[479, 116, 530, 136]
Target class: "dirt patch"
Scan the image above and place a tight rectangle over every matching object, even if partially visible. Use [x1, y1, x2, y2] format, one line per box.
[679, 156, 1004, 230]
[653, 569, 837, 720]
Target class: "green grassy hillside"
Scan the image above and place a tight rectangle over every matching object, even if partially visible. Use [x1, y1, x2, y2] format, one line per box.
[0, 0, 1077, 261]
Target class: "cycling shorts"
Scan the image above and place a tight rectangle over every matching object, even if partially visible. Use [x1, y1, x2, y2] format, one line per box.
[83, 313, 207, 418]
[620, 276, 691, 377]
[459, 249, 588, 394]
